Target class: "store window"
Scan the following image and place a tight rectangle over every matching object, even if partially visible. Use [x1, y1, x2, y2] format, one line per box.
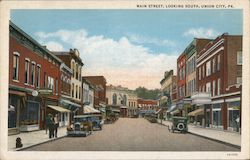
[213, 104, 222, 126]
[13, 52, 20, 81]
[8, 96, 19, 128]
[228, 101, 240, 131]
[20, 101, 40, 126]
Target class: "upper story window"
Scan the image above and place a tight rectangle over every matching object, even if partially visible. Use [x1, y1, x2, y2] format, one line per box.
[202, 65, 205, 79]
[206, 61, 211, 77]
[212, 57, 216, 73]
[75, 85, 78, 99]
[71, 60, 75, 78]
[31, 62, 36, 86]
[112, 93, 117, 105]
[237, 51, 242, 65]
[78, 67, 81, 81]
[217, 54, 220, 71]
[236, 77, 242, 84]
[75, 63, 78, 80]
[71, 83, 74, 98]
[36, 65, 41, 88]
[24, 58, 30, 84]
[217, 78, 221, 95]
[48, 76, 54, 92]
[13, 52, 20, 81]
[198, 67, 201, 80]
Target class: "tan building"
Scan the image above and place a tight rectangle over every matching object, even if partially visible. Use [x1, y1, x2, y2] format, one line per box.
[106, 85, 138, 117]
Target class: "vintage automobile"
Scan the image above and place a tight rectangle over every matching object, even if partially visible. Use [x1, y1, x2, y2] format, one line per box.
[169, 116, 188, 133]
[67, 115, 94, 136]
[90, 114, 104, 130]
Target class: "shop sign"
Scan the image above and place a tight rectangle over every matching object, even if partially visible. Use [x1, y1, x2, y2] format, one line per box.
[39, 88, 53, 96]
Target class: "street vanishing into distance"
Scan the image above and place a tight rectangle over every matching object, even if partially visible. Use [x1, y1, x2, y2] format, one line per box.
[23, 118, 239, 151]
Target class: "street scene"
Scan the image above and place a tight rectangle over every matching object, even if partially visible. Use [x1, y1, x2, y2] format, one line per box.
[22, 118, 239, 151]
[7, 9, 242, 153]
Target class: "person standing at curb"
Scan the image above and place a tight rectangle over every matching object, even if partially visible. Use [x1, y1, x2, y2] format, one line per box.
[48, 114, 55, 139]
[54, 114, 59, 138]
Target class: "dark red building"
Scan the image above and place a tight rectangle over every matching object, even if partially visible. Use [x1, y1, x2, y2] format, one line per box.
[196, 33, 242, 132]
[82, 76, 107, 109]
[9, 21, 62, 134]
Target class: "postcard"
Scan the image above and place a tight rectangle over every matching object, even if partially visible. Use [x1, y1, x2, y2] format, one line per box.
[0, 0, 249, 159]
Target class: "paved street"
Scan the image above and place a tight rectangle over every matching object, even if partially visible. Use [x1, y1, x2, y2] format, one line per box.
[23, 118, 239, 151]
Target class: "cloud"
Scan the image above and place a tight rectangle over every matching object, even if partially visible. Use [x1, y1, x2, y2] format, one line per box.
[183, 28, 220, 39]
[35, 29, 177, 89]
[127, 34, 176, 47]
[45, 41, 65, 51]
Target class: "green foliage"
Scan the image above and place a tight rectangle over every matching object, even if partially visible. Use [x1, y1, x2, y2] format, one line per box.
[135, 86, 160, 100]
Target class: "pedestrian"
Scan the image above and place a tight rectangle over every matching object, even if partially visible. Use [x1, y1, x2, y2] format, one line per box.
[48, 113, 55, 139]
[54, 114, 59, 138]
[45, 114, 50, 134]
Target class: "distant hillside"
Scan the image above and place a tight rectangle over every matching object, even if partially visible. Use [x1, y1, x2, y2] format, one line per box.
[135, 87, 160, 100]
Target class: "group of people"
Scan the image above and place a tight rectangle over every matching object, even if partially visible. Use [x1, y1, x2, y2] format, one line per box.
[46, 113, 59, 139]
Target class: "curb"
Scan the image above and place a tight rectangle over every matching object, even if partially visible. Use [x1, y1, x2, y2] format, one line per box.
[16, 135, 67, 151]
[157, 122, 241, 149]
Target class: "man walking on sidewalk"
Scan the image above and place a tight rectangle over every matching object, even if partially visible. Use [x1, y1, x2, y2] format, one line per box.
[54, 114, 59, 138]
[48, 114, 55, 139]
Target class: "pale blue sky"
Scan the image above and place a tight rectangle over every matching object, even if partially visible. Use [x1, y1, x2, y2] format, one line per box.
[10, 9, 243, 89]
[11, 9, 242, 54]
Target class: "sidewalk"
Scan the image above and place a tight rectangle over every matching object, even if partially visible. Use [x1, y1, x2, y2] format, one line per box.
[8, 126, 67, 151]
[157, 119, 241, 148]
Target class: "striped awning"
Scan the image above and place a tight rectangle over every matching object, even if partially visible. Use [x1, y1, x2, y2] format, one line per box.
[47, 105, 71, 113]
[188, 108, 204, 116]
[84, 105, 101, 114]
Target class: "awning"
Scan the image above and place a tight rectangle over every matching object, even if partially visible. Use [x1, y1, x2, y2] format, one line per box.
[111, 108, 120, 113]
[84, 105, 101, 114]
[99, 103, 106, 108]
[48, 105, 71, 113]
[99, 107, 106, 113]
[155, 108, 163, 114]
[60, 99, 81, 111]
[170, 109, 180, 115]
[120, 106, 127, 109]
[188, 108, 204, 116]
[167, 105, 177, 113]
[8, 105, 15, 112]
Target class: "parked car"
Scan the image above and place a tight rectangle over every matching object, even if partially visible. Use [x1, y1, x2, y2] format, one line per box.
[90, 114, 104, 130]
[67, 115, 97, 136]
[169, 116, 188, 133]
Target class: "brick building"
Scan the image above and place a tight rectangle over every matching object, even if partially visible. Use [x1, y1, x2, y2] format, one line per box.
[9, 21, 63, 134]
[83, 76, 107, 109]
[193, 33, 242, 132]
[137, 99, 159, 117]
[52, 49, 84, 114]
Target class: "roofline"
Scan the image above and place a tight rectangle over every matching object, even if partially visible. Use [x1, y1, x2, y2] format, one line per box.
[10, 21, 62, 64]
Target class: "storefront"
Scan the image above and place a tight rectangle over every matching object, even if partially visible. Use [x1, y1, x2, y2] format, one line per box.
[212, 103, 223, 129]
[20, 100, 40, 131]
[47, 105, 71, 127]
[8, 91, 25, 135]
[60, 98, 81, 123]
[226, 100, 240, 132]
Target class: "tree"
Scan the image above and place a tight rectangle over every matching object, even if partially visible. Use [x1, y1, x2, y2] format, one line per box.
[135, 87, 160, 100]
